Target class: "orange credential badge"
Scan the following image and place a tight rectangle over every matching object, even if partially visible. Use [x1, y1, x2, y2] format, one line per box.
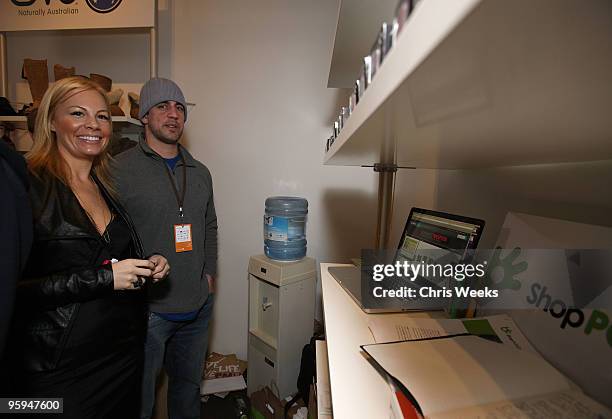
[174, 224, 193, 252]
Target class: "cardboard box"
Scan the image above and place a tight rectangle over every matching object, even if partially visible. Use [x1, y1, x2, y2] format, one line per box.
[200, 352, 248, 395]
[203, 352, 247, 379]
[250, 387, 284, 419]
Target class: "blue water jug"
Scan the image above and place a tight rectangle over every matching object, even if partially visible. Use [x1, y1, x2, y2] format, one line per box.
[263, 196, 308, 261]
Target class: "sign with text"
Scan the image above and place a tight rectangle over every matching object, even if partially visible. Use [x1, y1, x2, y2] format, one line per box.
[481, 212, 612, 407]
[0, 0, 155, 31]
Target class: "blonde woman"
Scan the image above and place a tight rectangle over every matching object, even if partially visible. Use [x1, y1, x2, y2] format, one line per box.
[6, 76, 169, 418]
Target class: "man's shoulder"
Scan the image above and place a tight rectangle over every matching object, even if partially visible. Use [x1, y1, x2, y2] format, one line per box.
[113, 143, 153, 178]
[194, 159, 212, 176]
[182, 148, 212, 176]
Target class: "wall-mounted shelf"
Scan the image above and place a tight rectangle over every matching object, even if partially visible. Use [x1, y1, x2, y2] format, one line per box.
[324, 0, 612, 169]
[0, 115, 142, 133]
[0, 115, 27, 130]
[327, 0, 398, 88]
[0, 114, 142, 152]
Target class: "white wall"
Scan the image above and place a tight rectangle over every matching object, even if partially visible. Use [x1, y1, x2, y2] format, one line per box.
[170, 0, 378, 359]
[390, 161, 612, 250]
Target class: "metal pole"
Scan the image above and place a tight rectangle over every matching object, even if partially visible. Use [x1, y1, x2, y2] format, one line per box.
[0, 32, 8, 98]
[149, 0, 158, 78]
[374, 107, 398, 249]
[149, 26, 157, 78]
[374, 164, 397, 249]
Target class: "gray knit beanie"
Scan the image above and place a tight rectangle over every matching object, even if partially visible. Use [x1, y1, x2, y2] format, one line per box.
[138, 78, 188, 121]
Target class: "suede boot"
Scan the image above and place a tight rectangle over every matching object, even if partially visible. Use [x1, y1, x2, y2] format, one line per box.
[54, 64, 76, 81]
[128, 92, 140, 119]
[89, 73, 112, 92]
[107, 88, 125, 116]
[90, 73, 124, 116]
[22, 59, 49, 109]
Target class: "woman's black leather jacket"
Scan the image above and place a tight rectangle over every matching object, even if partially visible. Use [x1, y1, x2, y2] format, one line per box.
[9, 170, 145, 372]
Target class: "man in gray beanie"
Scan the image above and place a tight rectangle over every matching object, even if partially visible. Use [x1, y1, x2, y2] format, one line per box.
[114, 78, 217, 419]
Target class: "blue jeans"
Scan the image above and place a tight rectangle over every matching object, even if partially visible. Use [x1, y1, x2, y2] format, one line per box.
[140, 294, 214, 419]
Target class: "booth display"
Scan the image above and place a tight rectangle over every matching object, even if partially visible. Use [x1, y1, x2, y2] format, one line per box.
[0, 0, 156, 149]
[0, 0, 157, 95]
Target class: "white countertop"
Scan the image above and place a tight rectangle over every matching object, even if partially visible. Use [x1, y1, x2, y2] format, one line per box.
[320, 263, 440, 418]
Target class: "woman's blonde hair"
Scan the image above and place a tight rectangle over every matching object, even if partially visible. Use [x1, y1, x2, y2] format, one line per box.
[27, 76, 115, 195]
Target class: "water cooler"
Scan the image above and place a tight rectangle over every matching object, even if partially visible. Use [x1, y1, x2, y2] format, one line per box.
[247, 254, 316, 399]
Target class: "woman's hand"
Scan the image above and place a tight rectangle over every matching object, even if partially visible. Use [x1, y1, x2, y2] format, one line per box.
[112, 259, 154, 290]
[148, 255, 170, 282]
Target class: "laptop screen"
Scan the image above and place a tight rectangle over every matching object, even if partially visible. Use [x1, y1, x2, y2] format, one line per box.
[329, 208, 485, 313]
[397, 208, 485, 265]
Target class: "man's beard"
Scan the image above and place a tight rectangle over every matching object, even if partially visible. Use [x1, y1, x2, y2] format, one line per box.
[149, 124, 183, 145]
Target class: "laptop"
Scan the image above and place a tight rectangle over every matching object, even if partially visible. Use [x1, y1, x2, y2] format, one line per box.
[329, 208, 485, 313]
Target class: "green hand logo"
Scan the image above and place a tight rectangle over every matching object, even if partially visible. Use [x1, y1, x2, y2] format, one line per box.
[482, 247, 527, 291]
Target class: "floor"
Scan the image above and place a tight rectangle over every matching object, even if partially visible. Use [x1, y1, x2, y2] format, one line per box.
[201, 390, 250, 419]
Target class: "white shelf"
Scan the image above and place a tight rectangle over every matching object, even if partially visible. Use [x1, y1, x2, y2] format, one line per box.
[0, 115, 141, 132]
[0, 116, 142, 133]
[324, 0, 612, 169]
[0, 115, 141, 152]
[0, 115, 27, 130]
[327, 0, 398, 88]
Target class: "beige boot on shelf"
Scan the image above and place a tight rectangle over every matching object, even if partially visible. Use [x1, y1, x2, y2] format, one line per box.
[128, 92, 140, 119]
[53, 64, 76, 81]
[22, 59, 49, 109]
[107, 88, 125, 116]
[90, 73, 124, 116]
[89, 73, 112, 92]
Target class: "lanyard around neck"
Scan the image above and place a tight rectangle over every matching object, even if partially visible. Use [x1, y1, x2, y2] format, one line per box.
[163, 152, 187, 218]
